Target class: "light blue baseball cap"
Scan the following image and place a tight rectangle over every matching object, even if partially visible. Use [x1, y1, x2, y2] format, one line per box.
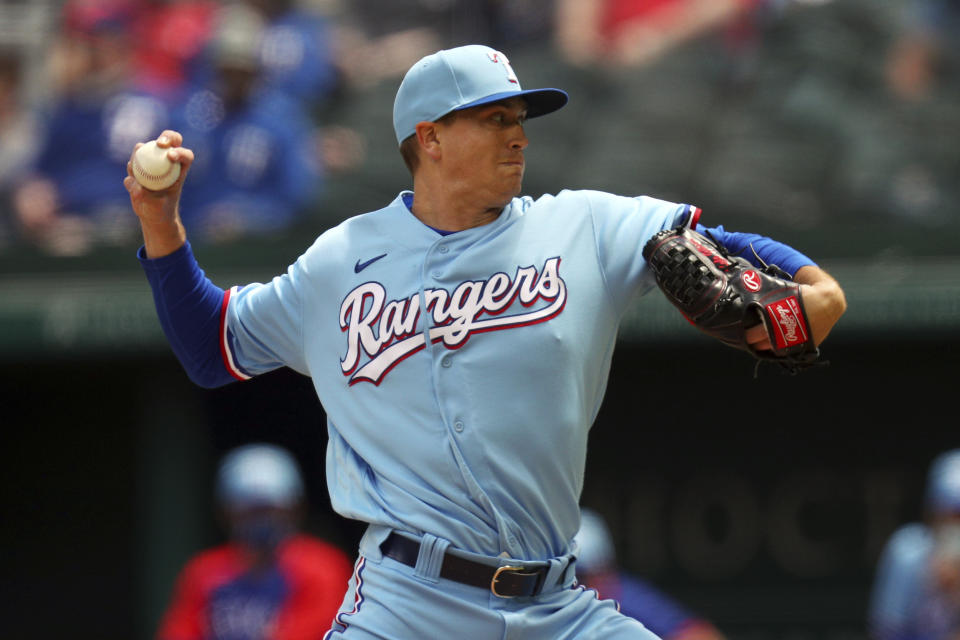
[215, 443, 304, 510]
[573, 508, 616, 573]
[393, 44, 568, 145]
[926, 449, 960, 514]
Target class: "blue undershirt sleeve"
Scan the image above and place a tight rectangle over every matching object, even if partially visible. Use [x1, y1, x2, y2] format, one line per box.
[137, 241, 237, 388]
[698, 224, 817, 277]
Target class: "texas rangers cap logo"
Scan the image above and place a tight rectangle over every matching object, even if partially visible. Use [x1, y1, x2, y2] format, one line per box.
[741, 270, 762, 292]
[487, 51, 519, 84]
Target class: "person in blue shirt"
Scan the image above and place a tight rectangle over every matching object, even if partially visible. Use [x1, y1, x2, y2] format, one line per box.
[170, 3, 322, 243]
[869, 449, 960, 640]
[12, 1, 167, 254]
[245, 0, 340, 106]
[574, 508, 729, 640]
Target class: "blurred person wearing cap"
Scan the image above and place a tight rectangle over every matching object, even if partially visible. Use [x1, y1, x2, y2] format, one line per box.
[869, 449, 960, 640]
[0, 48, 42, 249]
[242, 0, 340, 106]
[127, 0, 219, 100]
[11, 0, 169, 255]
[126, 43, 845, 639]
[555, 0, 761, 69]
[156, 443, 354, 640]
[886, 0, 960, 101]
[168, 2, 323, 243]
[574, 509, 728, 640]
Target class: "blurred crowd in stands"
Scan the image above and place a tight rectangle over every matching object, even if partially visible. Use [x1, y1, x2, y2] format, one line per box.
[0, 0, 957, 257]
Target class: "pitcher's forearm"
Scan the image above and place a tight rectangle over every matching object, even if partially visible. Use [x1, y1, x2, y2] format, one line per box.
[795, 265, 847, 346]
[140, 216, 187, 259]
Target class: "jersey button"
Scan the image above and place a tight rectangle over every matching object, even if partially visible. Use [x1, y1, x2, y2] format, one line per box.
[431, 271, 442, 279]
[441, 356, 452, 368]
[453, 421, 464, 432]
[439, 245, 449, 254]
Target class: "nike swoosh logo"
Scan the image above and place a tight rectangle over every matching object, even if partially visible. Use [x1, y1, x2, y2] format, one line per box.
[354, 253, 388, 273]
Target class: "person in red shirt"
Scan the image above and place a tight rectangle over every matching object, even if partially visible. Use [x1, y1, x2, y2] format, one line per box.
[555, 0, 761, 68]
[157, 443, 354, 640]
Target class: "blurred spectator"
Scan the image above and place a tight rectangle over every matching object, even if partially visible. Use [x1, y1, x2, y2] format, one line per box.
[308, 0, 557, 223]
[11, 0, 168, 255]
[128, 0, 219, 101]
[157, 443, 354, 640]
[575, 508, 729, 640]
[555, 0, 762, 69]
[869, 449, 960, 640]
[330, 0, 554, 89]
[886, 0, 960, 100]
[170, 3, 323, 242]
[0, 48, 41, 249]
[243, 0, 340, 107]
[241, 0, 365, 182]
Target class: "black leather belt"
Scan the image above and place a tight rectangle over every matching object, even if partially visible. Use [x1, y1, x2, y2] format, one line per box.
[380, 532, 553, 598]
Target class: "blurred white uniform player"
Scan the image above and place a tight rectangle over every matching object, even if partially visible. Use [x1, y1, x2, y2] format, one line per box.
[574, 509, 727, 640]
[869, 450, 960, 640]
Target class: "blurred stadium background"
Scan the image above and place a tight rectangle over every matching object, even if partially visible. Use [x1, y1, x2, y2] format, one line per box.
[2, 0, 958, 638]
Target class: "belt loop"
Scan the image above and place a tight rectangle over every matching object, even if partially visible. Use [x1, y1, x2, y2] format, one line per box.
[414, 533, 449, 583]
[358, 524, 392, 562]
[543, 553, 576, 590]
[560, 554, 577, 586]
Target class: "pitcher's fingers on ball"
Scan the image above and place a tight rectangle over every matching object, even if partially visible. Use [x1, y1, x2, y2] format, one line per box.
[168, 145, 195, 169]
[156, 130, 183, 148]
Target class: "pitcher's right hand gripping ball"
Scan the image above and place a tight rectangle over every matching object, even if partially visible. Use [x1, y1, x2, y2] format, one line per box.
[642, 226, 823, 374]
[132, 139, 181, 191]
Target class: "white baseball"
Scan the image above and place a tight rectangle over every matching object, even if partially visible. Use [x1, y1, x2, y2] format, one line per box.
[132, 139, 181, 191]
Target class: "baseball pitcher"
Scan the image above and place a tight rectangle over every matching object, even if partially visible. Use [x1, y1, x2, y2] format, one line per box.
[125, 44, 846, 639]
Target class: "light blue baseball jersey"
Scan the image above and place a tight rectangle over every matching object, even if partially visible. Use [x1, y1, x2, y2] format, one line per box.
[869, 523, 960, 640]
[220, 188, 694, 562]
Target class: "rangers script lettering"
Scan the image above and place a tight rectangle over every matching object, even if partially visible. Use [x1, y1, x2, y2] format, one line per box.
[340, 257, 567, 385]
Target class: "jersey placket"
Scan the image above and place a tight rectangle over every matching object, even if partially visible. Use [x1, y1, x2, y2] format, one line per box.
[417, 232, 525, 557]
